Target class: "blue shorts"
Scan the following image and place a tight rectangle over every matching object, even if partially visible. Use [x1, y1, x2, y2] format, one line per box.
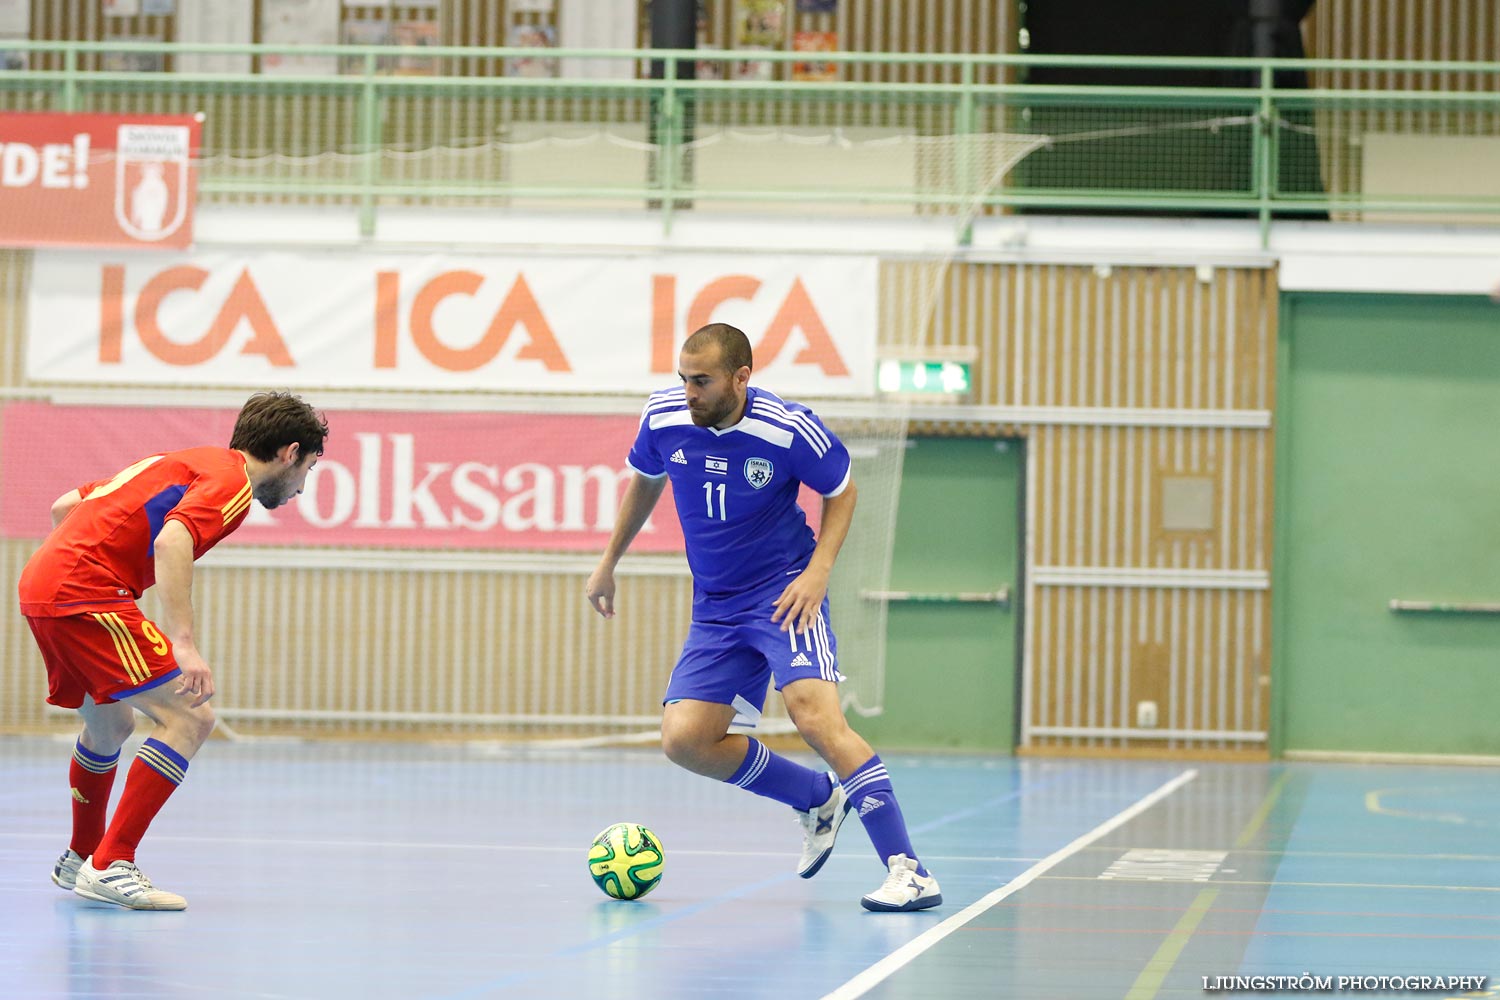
[664, 594, 843, 728]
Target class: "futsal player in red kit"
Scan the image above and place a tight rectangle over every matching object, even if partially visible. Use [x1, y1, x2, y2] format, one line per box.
[18, 392, 328, 910]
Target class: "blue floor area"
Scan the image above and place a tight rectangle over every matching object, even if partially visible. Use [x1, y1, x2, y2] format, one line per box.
[1, 736, 1496, 1000]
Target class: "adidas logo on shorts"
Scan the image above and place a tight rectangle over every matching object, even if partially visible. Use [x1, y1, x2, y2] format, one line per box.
[669, 449, 688, 464]
[790, 652, 812, 667]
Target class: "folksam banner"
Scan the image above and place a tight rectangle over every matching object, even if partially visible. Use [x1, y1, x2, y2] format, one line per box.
[25, 251, 879, 396]
[0, 112, 199, 250]
[0, 402, 682, 552]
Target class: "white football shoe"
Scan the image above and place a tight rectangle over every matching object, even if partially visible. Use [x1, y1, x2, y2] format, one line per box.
[74, 858, 187, 911]
[861, 853, 942, 912]
[51, 848, 85, 890]
[796, 773, 849, 878]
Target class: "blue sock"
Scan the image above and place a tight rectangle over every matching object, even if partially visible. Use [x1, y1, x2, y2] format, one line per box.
[843, 755, 927, 875]
[726, 737, 831, 811]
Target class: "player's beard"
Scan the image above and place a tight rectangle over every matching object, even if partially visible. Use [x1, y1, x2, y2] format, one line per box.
[689, 393, 737, 428]
[253, 467, 302, 509]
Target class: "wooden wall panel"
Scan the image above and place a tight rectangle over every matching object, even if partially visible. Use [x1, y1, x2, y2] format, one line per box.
[1300, 0, 1499, 215]
[1026, 586, 1271, 750]
[1305, 0, 1500, 80]
[882, 261, 1278, 414]
[0, 540, 701, 738]
[881, 261, 1278, 754]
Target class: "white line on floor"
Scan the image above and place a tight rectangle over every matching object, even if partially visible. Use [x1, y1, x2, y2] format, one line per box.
[820, 768, 1200, 1000]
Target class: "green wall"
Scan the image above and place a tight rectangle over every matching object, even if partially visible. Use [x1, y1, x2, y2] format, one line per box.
[853, 437, 1022, 752]
[1275, 293, 1500, 756]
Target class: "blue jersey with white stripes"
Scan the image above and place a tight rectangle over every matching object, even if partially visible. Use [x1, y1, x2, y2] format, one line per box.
[627, 385, 852, 605]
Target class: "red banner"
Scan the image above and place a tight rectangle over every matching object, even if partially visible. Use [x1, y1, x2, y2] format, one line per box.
[1, 402, 684, 551]
[0, 112, 199, 250]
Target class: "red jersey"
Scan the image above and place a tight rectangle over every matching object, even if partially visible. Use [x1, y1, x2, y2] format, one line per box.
[18, 447, 253, 617]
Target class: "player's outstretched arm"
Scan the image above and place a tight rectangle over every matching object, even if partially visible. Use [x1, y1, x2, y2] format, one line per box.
[154, 520, 214, 708]
[773, 480, 858, 634]
[587, 473, 668, 619]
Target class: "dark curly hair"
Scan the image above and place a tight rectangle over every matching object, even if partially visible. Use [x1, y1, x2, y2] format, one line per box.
[229, 392, 329, 461]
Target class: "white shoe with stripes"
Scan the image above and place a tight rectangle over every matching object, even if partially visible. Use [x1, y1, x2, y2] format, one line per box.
[796, 774, 849, 878]
[74, 858, 187, 911]
[51, 849, 85, 890]
[861, 854, 942, 912]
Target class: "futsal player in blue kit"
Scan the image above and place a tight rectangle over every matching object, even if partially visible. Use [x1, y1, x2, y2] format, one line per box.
[586, 323, 941, 911]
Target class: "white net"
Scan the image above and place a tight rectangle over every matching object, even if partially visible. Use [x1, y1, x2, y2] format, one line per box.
[820, 408, 908, 720]
[197, 125, 1052, 218]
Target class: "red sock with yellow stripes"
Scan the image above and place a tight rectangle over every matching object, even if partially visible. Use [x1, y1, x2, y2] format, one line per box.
[68, 740, 120, 859]
[90, 738, 190, 868]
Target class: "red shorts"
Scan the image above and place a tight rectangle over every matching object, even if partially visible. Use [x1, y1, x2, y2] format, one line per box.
[26, 607, 181, 708]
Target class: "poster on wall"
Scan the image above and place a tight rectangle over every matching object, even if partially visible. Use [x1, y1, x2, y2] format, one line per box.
[261, 0, 339, 76]
[736, 0, 784, 47]
[339, 17, 391, 74]
[731, 48, 773, 82]
[26, 250, 878, 395]
[695, 45, 725, 80]
[391, 18, 439, 76]
[101, 35, 166, 73]
[506, 23, 557, 78]
[0, 112, 200, 249]
[791, 30, 836, 81]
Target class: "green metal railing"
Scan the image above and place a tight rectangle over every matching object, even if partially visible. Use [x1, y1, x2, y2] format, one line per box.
[2, 42, 1497, 243]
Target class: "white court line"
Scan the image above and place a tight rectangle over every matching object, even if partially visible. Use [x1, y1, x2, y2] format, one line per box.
[0, 830, 1043, 866]
[821, 768, 1199, 1000]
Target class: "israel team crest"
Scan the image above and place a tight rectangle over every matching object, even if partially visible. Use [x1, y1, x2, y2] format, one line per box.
[744, 457, 773, 489]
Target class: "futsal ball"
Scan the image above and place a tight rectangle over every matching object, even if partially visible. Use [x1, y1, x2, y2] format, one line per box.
[588, 822, 665, 900]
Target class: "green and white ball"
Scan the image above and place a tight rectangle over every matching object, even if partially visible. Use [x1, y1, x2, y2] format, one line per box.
[588, 822, 665, 900]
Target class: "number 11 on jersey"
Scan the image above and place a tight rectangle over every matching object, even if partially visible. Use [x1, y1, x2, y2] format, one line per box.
[703, 482, 727, 520]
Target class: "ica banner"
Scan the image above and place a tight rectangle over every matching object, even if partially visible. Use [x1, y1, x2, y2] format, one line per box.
[25, 251, 879, 395]
[0, 112, 200, 250]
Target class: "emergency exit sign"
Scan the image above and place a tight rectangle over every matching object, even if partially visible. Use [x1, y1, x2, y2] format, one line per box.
[877, 359, 971, 396]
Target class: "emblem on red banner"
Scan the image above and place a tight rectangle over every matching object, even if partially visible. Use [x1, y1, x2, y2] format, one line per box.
[113, 124, 192, 242]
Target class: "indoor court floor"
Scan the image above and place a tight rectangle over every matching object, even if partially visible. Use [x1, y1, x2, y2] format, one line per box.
[2, 736, 1496, 999]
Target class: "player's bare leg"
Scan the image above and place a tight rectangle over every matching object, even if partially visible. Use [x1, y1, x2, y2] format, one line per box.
[660, 699, 743, 779]
[781, 678, 873, 776]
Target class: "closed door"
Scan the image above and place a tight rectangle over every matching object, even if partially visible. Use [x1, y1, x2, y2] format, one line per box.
[1278, 293, 1500, 755]
[855, 436, 1023, 751]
